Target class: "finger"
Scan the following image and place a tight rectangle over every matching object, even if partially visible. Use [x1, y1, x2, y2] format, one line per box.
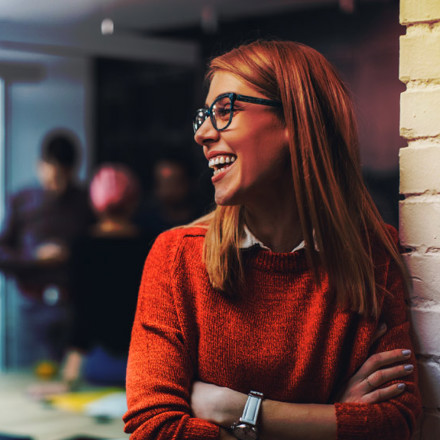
[356, 349, 412, 378]
[371, 323, 387, 344]
[366, 363, 414, 389]
[362, 382, 406, 404]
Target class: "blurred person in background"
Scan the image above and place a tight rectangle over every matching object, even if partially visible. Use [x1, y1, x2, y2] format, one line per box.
[29, 163, 149, 395]
[136, 153, 203, 238]
[0, 129, 94, 367]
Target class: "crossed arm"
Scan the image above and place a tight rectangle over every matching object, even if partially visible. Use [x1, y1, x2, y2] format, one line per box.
[191, 325, 415, 440]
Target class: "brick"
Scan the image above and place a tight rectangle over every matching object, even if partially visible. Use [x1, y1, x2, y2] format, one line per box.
[420, 412, 440, 440]
[409, 306, 440, 355]
[399, 198, 440, 249]
[403, 253, 440, 302]
[400, 29, 440, 82]
[400, 147, 440, 194]
[418, 360, 440, 408]
[400, 89, 440, 138]
[401, 0, 440, 25]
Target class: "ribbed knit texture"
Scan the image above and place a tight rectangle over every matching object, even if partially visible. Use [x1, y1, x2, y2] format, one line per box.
[124, 226, 421, 440]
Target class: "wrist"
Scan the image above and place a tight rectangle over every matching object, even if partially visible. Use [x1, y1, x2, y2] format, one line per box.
[217, 387, 248, 427]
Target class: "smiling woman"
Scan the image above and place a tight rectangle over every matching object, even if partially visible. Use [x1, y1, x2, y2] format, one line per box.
[123, 40, 421, 440]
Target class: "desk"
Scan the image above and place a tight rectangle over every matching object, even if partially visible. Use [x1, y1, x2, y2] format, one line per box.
[0, 372, 129, 440]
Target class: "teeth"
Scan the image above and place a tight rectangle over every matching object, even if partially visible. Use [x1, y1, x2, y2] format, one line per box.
[208, 155, 236, 169]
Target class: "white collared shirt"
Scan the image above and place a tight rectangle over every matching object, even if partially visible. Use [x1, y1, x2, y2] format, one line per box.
[240, 224, 306, 253]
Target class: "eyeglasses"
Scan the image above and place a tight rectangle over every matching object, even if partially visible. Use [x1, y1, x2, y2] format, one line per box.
[193, 92, 282, 134]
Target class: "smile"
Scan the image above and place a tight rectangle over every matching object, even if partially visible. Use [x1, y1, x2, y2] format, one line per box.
[208, 155, 236, 176]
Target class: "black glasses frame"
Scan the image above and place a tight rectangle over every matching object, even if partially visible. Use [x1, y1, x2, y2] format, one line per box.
[193, 92, 282, 134]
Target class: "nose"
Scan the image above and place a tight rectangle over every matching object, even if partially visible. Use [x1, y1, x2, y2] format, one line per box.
[194, 116, 219, 147]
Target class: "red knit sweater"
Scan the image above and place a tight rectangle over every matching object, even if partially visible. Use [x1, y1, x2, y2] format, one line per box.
[123, 226, 421, 440]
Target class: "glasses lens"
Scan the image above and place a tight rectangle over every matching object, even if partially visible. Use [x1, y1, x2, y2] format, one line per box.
[193, 108, 208, 133]
[211, 95, 233, 131]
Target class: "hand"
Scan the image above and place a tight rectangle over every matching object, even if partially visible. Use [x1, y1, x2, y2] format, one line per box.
[62, 350, 84, 386]
[35, 242, 69, 263]
[337, 323, 414, 404]
[191, 381, 247, 427]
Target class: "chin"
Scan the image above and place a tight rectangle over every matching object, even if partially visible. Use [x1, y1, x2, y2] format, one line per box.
[214, 192, 240, 207]
[214, 183, 251, 207]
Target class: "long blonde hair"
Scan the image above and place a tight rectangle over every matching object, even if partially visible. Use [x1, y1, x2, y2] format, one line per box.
[195, 40, 408, 318]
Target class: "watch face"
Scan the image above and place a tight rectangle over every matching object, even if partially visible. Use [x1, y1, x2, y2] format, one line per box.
[232, 423, 258, 440]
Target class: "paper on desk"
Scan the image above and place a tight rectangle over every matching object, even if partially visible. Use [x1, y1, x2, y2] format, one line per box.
[84, 391, 127, 419]
[46, 388, 123, 413]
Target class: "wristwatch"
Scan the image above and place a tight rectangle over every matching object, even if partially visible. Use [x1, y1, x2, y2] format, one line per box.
[230, 390, 264, 440]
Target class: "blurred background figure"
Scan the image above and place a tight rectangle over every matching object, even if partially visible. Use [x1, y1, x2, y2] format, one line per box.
[55, 163, 149, 391]
[0, 128, 94, 367]
[136, 153, 203, 238]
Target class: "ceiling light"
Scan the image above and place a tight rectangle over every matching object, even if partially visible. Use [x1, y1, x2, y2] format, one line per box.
[101, 18, 114, 35]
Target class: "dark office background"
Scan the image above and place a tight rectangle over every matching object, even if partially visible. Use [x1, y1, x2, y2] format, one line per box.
[94, 0, 402, 226]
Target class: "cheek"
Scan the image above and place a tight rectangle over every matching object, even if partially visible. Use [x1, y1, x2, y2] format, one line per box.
[250, 134, 289, 170]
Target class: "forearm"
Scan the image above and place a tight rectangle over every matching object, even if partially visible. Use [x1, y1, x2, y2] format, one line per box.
[216, 394, 336, 440]
[192, 381, 337, 440]
[211, 387, 418, 440]
[259, 401, 336, 440]
[213, 390, 417, 440]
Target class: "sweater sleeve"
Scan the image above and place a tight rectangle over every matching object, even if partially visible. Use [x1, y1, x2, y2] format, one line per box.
[123, 231, 220, 440]
[334, 255, 422, 440]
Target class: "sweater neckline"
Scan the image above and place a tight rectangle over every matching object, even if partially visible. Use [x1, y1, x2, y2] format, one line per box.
[242, 246, 311, 274]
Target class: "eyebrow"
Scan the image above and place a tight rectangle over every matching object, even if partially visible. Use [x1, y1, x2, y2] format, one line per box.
[205, 92, 234, 107]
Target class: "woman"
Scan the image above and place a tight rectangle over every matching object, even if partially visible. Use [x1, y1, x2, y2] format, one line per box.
[123, 40, 421, 439]
[63, 163, 148, 387]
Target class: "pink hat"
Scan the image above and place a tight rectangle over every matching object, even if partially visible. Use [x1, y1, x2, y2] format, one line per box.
[90, 163, 141, 216]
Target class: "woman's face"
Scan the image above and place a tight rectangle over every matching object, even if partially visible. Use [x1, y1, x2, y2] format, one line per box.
[194, 71, 290, 207]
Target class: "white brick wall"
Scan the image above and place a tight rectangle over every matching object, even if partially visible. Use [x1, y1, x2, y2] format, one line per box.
[418, 361, 440, 408]
[400, 147, 440, 194]
[403, 253, 440, 302]
[400, 88, 440, 138]
[400, 0, 440, 25]
[400, 25, 440, 82]
[400, 0, 440, 438]
[400, 197, 440, 249]
[410, 307, 440, 356]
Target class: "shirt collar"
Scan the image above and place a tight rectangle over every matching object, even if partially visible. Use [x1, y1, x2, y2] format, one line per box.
[240, 224, 306, 253]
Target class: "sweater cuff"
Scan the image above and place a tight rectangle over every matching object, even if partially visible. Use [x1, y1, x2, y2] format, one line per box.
[183, 418, 220, 440]
[334, 402, 368, 439]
